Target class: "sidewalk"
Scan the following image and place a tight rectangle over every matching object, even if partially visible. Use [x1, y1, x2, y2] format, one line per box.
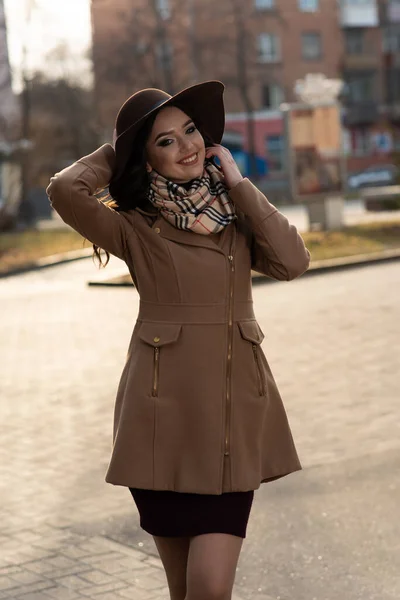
[1, 236, 399, 600]
[2, 531, 170, 600]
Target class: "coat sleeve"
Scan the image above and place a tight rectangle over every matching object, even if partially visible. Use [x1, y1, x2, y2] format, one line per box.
[46, 144, 133, 261]
[229, 178, 310, 281]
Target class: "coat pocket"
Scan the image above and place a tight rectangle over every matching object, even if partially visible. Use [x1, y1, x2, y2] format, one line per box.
[238, 320, 266, 397]
[138, 322, 182, 398]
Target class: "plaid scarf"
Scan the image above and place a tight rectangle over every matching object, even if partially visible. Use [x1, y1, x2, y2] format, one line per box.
[147, 161, 236, 235]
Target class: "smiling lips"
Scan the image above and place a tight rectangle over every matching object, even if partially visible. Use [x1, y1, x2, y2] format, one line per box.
[178, 152, 199, 166]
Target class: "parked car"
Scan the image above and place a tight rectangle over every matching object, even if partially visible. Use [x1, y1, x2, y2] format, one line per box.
[347, 164, 399, 189]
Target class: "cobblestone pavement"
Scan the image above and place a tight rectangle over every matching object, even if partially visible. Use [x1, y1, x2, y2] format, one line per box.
[0, 256, 399, 599]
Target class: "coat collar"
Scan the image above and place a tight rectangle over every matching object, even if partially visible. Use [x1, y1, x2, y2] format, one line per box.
[150, 213, 233, 255]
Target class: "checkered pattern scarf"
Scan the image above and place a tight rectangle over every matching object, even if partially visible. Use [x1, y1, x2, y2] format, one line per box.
[147, 161, 236, 235]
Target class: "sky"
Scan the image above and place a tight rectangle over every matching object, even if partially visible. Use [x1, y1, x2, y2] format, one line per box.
[4, 0, 92, 88]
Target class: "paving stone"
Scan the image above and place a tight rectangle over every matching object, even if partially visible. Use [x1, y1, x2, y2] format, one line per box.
[4, 580, 57, 596]
[76, 580, 128, 597]
[15, 593, 54, 600]
[59, 546, 94, 560]
[40, 588, 83, 599]
[0, 566, 23, 576]
[78, 558, 138, 576]
[8, 571, 44, 586]
[0, 576, 19, 591]
[117, 587, 168, 600]
[77, 569, 120, 585]
[142, 556, 163, 570]
[52, 574, 93, 591]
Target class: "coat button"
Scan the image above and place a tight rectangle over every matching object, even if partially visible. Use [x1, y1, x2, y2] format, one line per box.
[153, 336, 160, 343]
[154, 227, 161, 234]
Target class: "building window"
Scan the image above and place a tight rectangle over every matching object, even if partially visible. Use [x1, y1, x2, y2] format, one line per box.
[261, 83, 284, 109]
[301, 32, 322, 60]
[344, 29, 364, 54]
[156, 40, 173, 71]
[299, 0, 319, 12]
[383, 26, 400, 52]
[386, 68, 400, 103]
[258, 33, 281, 62]
[266, 135, 285, 172]
[255, 0, 275, 9]
[156, 0, 170, 20]
[353, 129, 371, 156]
[345, 73, 375, 102]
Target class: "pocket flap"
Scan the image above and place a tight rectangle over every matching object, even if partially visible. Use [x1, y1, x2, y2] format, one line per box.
[238, 320, 265, 344]
[138, 322, 182, 347]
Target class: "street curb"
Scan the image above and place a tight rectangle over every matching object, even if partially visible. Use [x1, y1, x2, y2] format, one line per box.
[87, 247, 400, 287]
[0, 248, 93, 279]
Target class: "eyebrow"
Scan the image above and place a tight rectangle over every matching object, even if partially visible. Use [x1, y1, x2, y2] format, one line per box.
[154, 119, 194, 143]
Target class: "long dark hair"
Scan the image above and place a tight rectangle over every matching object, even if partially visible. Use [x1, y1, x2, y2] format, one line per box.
[92, 104, 216, 268]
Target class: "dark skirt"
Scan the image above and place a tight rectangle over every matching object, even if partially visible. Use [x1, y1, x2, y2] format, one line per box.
[129, 488, 254, 539]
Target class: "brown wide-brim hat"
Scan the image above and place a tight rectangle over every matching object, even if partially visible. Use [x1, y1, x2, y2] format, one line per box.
[112, 80, 225, 182]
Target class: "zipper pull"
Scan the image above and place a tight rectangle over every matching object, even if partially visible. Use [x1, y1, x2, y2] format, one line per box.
[228, 255, 235, 271]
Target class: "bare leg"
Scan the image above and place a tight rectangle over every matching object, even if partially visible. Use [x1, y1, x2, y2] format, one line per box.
[185, 533, 244, 600]
[153, 535, 191, 600]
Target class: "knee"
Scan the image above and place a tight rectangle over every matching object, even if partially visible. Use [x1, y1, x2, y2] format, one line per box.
[186, 576, 233, 600]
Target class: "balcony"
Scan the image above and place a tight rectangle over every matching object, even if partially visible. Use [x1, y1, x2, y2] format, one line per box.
[341, 53, 381, 69]
[340, 0, 379, 28]
[343, 101, 379, 126]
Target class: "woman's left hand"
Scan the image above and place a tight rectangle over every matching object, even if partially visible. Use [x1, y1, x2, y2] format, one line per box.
[205, 145, 244, 190]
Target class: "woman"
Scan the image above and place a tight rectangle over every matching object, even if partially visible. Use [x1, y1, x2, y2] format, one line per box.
[47, 80, 310, 600]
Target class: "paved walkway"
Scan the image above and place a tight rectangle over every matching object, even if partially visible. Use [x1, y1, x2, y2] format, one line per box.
[0, 256, 399, 599]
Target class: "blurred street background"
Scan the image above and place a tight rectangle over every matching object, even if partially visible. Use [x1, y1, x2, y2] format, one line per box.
[0, 1, 399, 599]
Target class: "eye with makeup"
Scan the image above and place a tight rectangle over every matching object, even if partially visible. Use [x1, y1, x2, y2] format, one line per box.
[157, 125, 197, 148]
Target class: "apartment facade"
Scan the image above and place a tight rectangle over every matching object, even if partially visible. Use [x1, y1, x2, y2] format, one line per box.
[91, 0, 342, 131]
[91, 0, 400, 181]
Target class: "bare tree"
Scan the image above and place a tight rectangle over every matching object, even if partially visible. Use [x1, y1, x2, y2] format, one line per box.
[24, 46, 100, 190]
[92, 0, 192, 135]
[229, 0, 258, 179]
[14, 0, 37, 226]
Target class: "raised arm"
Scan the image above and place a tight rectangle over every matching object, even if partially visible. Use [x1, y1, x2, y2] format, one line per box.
[46, 144, 134, 261]
[229, 178, 310, 281]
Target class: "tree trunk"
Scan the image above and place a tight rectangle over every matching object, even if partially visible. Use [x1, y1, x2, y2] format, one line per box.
[18, 76, 35, 227]
[231, 0, 258, 179]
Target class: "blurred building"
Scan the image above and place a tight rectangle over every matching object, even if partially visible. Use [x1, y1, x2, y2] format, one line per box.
[91, 0, 341, 132]
[0, 0, 19, 142]
[0, 0, 22, 229]
[91, 0, 400, 187]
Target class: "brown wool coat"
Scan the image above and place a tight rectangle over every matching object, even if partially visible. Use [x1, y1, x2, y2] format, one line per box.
[47, 144, 311, 495]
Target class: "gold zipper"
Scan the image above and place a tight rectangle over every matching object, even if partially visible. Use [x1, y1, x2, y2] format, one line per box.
[152, 347, 160, 397]
[252, 344, 265, 396]
[224, 252, 235, 457]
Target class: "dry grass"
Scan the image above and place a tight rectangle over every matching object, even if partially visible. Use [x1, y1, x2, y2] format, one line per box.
[303, 221, 400, 261]
[0, 229, 88, 275]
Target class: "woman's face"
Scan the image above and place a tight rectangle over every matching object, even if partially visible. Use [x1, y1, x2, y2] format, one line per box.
[145, 106, 206, 183]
